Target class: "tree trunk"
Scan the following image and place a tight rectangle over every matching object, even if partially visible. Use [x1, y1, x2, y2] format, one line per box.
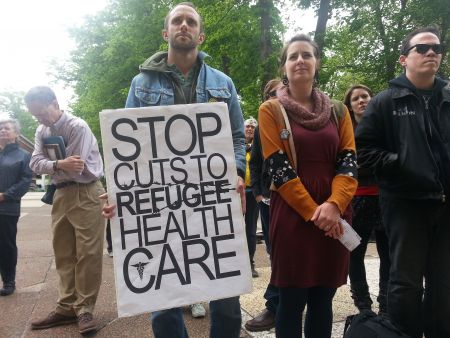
[371, 2, 393, 81]
[259, 0, 274, 90]
[313, 0, 331, 55]
[221, 55, 230, 76]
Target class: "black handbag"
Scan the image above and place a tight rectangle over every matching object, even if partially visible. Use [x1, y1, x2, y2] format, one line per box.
[343, 310, 411, 338]
[41, 184, 56, 205]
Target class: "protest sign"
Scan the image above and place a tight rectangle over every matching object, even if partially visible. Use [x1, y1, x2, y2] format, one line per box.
[100, 102, 252, 317]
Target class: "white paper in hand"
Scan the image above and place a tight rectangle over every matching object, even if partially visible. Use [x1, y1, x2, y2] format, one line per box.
[338, 218, 361, 251]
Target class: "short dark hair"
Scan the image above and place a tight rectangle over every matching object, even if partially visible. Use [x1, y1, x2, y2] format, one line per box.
[24, 86, 57, 106]
[164, 2, 204, 33]
[279, 34, 320, 81]
[400, 26, 441, 55]
[343, 84, 374, 111]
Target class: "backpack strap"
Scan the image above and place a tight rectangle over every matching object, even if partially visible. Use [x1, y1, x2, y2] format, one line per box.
[331, 99, 346, 133]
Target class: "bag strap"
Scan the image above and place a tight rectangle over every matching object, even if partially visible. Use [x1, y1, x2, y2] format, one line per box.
[331, 99, 345, 133]
[277, 101, 297, 170]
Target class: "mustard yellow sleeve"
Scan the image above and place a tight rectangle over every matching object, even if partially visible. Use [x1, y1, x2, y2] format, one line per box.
[327, 106, 358, 213]
[245, 151, 251, 186]
[258, 100, 318, 221]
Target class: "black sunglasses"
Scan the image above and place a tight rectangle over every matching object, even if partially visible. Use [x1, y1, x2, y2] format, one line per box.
[406, 43, 444, 55]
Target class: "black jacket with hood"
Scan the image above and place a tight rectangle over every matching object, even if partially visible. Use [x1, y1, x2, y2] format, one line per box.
[355, 74, 450, 201]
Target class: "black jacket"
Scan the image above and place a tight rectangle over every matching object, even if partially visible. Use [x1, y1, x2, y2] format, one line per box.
[350, 118, 378, 188]
[0, 143, 32, 216]
[249, 126, 270, 199]
[355, 74, 450, 201]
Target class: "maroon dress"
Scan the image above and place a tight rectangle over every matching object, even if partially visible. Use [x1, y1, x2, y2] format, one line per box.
[269, 119, 351, 288]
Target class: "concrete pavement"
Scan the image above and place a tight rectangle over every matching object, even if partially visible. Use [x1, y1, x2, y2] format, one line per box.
[0, 192, 383, 337]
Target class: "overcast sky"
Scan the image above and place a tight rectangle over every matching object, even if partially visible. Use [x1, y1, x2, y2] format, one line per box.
[0, 1, 315, 115]
[0, 0, 108, 113]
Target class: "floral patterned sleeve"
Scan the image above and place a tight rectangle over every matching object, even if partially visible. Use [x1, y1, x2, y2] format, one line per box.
[326, 106, 358, 213]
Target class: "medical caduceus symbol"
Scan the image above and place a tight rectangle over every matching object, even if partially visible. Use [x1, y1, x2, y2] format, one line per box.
[131, 262, 149, 280]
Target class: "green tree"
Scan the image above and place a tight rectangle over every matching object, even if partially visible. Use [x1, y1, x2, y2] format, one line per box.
[408, 0, 450, 76]
[194, 0, 284, 117]
[55, 0, 171, 141]
[54, 0, 285, 140]
[299, 0, 450, 99]
[0, 91, 37, 141]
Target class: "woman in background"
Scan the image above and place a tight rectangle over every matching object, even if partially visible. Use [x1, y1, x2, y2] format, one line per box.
[344, 85, 390, 314]
[244, 116, 260, 278]
[0, 118, 32, 296]
[258, 34, 357, 338]
[250, 79, 282, 256]
[245, 79, 282, 332]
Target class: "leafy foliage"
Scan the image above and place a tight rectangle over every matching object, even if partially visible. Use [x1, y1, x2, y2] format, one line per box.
[47, 0, 450, 136]
[52, 0, 285, 142]
[195, 0, 284, 117]
[306, 0, 450, 99]
[58, 0, 171, 140]
[0, 91, 37, 141]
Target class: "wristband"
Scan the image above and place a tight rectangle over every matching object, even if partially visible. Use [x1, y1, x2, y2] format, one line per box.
[53, 160, 58, 172]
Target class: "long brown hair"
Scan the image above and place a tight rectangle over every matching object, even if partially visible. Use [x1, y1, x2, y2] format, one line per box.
[343, 84, 374, 127]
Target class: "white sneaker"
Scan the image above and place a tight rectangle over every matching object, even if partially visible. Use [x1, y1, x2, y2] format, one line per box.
[190, 303, 206, 318]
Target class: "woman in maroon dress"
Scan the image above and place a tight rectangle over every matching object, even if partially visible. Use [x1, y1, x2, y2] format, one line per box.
[258, 34, 358, 337]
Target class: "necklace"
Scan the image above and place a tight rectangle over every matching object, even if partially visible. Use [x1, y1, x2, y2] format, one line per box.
[422, 95, 431, 110]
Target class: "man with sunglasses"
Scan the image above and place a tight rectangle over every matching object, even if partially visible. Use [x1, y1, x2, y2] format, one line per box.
[355, 26, 450, 338]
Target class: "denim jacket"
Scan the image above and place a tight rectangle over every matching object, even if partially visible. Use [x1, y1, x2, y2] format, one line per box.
[125, 51, 246, 176]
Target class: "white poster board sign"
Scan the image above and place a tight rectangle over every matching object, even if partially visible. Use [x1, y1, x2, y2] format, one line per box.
[100, 102, 252, 317]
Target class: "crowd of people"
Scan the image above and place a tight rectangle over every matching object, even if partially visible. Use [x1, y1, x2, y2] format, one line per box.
[1, 2, 449, 338]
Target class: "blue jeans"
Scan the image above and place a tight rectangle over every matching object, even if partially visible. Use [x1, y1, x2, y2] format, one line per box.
[151, 296, 242, 338]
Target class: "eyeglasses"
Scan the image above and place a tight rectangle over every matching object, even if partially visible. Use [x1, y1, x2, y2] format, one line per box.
[263, 90, 277, 101]
[406, 43, 444, 55]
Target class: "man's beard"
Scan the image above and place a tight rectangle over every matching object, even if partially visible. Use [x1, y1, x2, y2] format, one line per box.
[169, 35, 198, 51]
